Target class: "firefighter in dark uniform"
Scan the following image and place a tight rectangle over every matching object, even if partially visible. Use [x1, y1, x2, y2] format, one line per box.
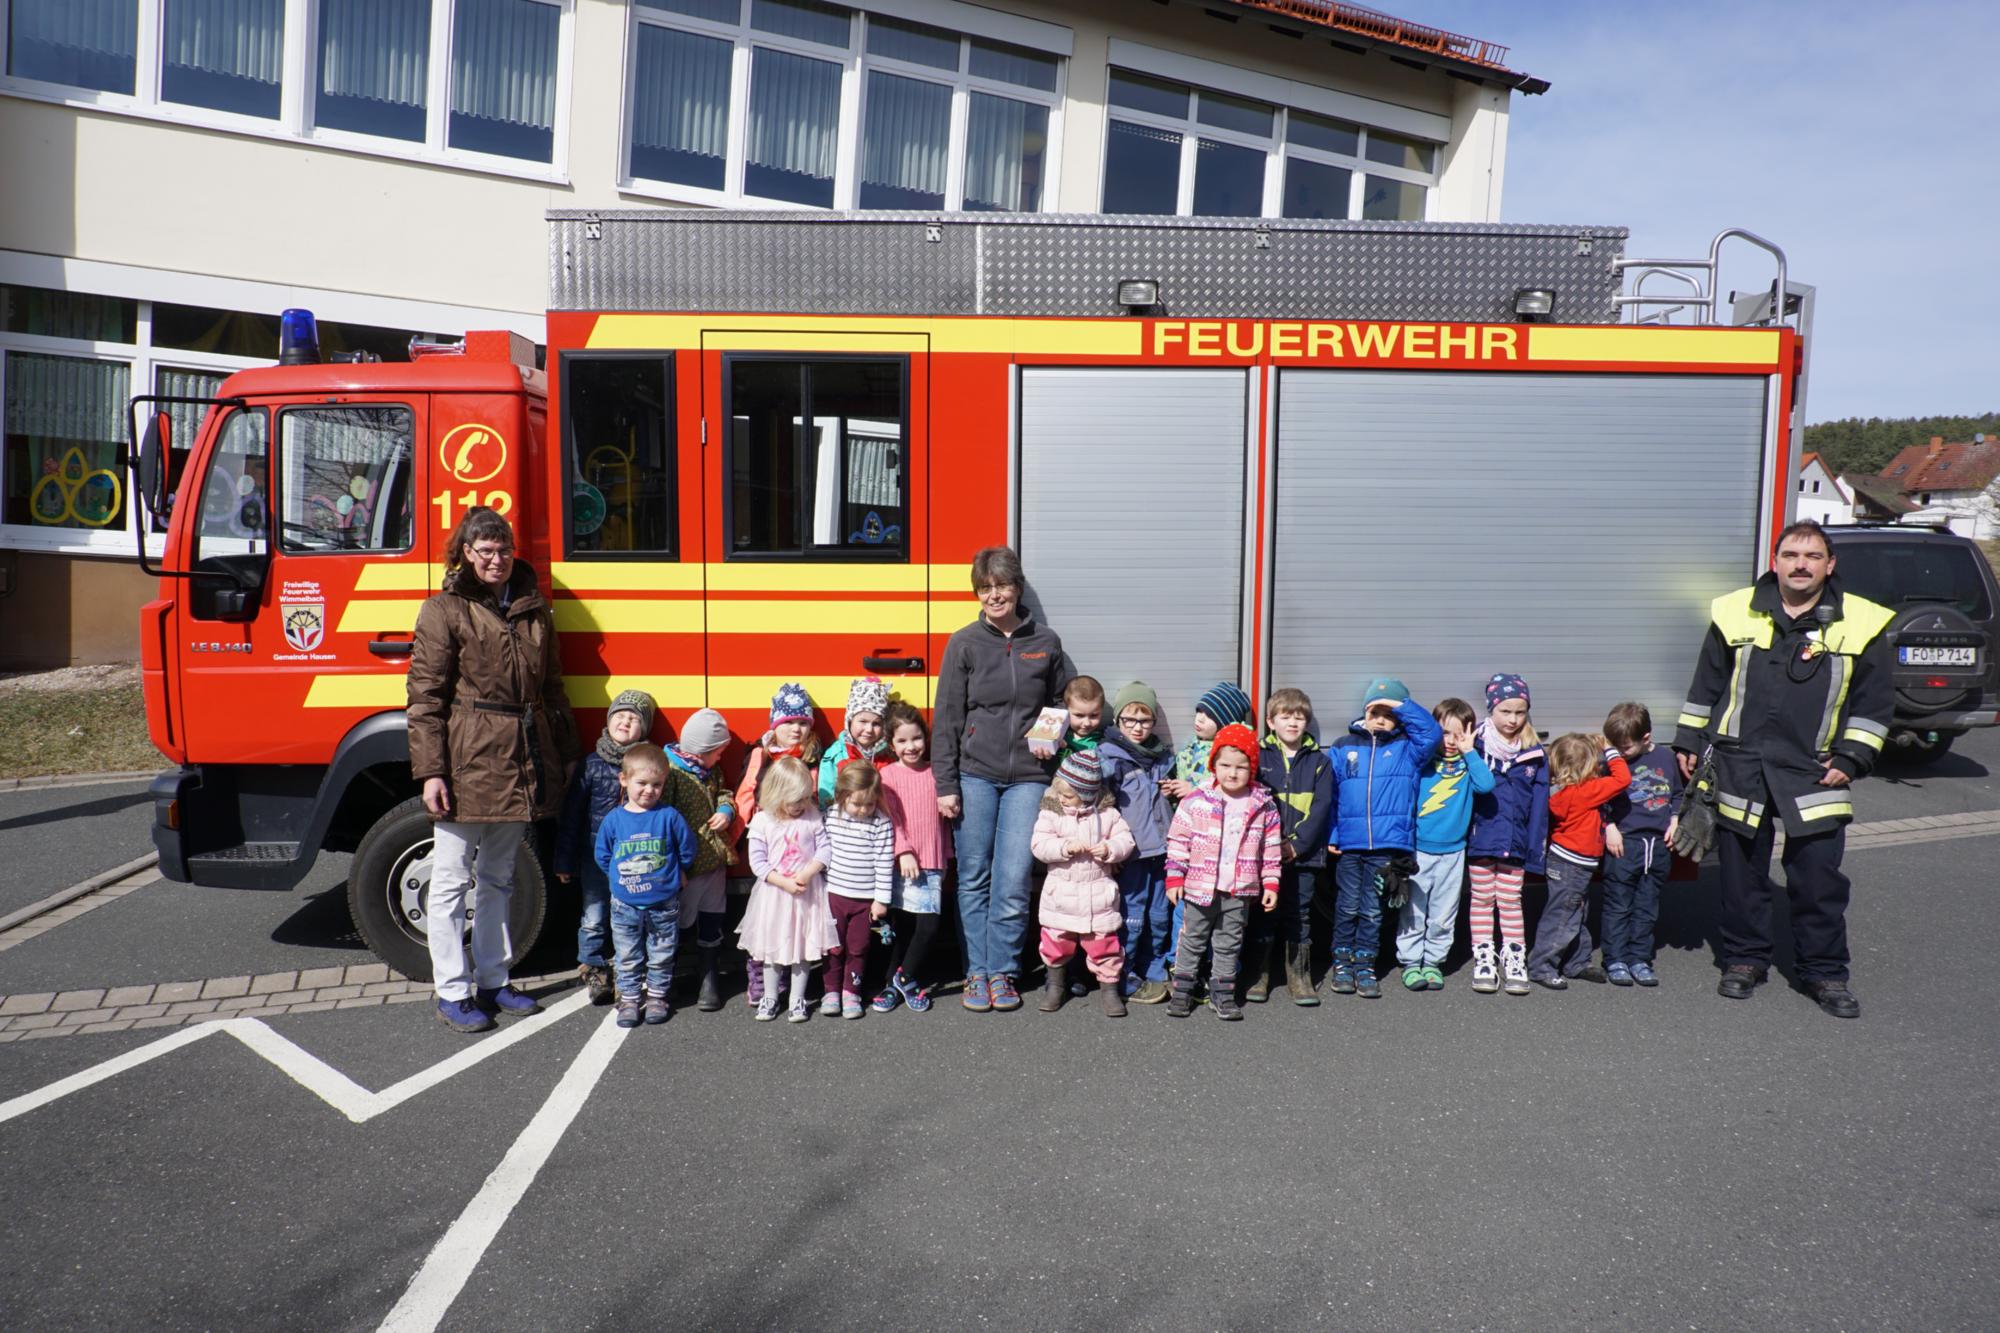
[1672, 520, 1893, 1018]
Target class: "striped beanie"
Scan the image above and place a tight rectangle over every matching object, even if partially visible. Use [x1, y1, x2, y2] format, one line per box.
[1196, 681, 1253, 729]
[1056, 747, 1102, 803]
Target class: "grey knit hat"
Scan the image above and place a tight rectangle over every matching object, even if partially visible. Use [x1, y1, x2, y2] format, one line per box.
[678, 707, 731, 755]
[607, 689, 656, 734]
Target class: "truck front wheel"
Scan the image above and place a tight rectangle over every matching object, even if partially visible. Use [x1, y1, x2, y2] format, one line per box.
[347, 797, 547, 982]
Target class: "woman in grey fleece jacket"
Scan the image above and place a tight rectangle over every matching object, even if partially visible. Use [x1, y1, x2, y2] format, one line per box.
[933, 547, 1074, 1013]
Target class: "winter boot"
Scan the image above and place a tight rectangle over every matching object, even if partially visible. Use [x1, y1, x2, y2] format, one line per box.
[1328, 948, 1357, 995]
[1040, 957, 1068, 1013]
[1101, 980, 1128, 1017]
[1245, 935, 1275, 1003]
[1212, 975, 1244, 1021]
[1167, 979, 1196, 1018]
[1470, 941, 1499, 994]
[1285, 939, 1320, 1006]
[696, 945, 724, 1013]
[578, 964, 613, 1006]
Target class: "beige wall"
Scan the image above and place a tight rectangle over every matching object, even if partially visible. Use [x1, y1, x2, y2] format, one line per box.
[0, 552, 157, 670]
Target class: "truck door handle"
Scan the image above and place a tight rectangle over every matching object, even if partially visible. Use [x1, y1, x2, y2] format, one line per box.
[863, 655, 924, 673]
[368, 640, 413, 658]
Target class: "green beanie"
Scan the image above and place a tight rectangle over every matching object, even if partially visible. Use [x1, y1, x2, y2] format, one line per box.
[1112, 680, 1160, 720]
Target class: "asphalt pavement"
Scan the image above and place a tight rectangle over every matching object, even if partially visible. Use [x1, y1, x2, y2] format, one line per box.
[0, 779, 153, 918]
[1, 739, 1997, 1329]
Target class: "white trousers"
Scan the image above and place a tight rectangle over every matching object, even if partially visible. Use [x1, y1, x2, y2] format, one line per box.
[427, 819, 524, 1001]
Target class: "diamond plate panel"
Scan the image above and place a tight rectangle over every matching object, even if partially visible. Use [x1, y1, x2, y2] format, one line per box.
[548, 211, 1627, 323]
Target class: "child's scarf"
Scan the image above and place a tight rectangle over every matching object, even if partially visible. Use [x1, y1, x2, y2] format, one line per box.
[1477, 718, 1526, 769]
[596, 726, 638, 767]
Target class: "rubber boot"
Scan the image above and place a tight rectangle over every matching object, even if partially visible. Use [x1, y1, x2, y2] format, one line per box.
[1284, 939, 1319, 1006]
[1039, 956, 1067, 1013]
[1101, 977, 1127, 1017]
[1245, 933, 1275, 1003]
[696, 945, 724, 1012]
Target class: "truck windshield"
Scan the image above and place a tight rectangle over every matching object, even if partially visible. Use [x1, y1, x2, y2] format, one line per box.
[1834, 540, 1993, 621]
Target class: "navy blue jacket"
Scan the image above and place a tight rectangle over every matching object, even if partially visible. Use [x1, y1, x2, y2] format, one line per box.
[554, 751, 622, 876]
[1325, 699, 1441, 854]
[1466, 735, 1551, 873]
[1259, 735, 1334, 868]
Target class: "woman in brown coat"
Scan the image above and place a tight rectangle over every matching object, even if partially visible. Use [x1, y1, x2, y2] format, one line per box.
[408, 507, 580, 1032]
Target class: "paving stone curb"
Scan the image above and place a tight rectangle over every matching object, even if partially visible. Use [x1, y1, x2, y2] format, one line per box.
[0, 771, 159, 793]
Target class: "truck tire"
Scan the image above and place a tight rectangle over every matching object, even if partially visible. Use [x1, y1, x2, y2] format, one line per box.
[347, 797, 546, 983]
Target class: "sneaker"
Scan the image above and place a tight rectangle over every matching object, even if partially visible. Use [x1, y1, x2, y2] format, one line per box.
[1570, 962, 1609, 985]
[871, 971, 906, 1014]
[1167, 989, 1195, 1018]
[1130, 979, 1170, 1006]
[990, 974, 1022, 1011]
[1402, 966, 1428, 992]
[1471, 943, 1499, 995]
[1501, 944, 1531, 997]
[962, 974, 992, 1012]
[1328, 959, 1357, 995]
[1423, 965, 1444, 991]
[1606, 962, 1635, 987]
[578, 965, 613, 1005]
[819, 991, 841, 1017]
[1630, 961, 1659, 988]
[643, 991, 671, 1025]
[436, 997, 496, 1033]
[787, 999, 811, 1024]
[1354, 968, 1382, 999]
[754, 994, 782, 1022]
[475, 985, 540, 1017]
[843, 993, 865, 1020]
[1531, 972, 1567, 991]
[1806, 978, 1860, 1019]
[614, 994, 642, 1028]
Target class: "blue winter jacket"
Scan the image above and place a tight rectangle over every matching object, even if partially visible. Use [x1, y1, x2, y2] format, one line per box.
[1324, 699, 1442, 854]
[1098, 729, 1174, 859]
[554, 751, 622, 876]
[1466, 735, 1551, 873]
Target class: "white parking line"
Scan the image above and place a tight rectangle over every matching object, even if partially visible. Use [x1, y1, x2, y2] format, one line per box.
[378, 1009, 630, 1333]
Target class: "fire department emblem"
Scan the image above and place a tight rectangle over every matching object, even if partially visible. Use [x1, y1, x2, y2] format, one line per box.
[283, 603, 326, 652]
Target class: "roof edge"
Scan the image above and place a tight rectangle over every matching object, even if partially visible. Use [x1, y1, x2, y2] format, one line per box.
[1214, 0, 1547, 93]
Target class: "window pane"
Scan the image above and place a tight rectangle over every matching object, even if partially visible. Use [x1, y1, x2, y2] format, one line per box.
[1107, 70, 1187, 119]
[963, 92, 1046, 211]
[154, 366, 227, 533]
[0, 285, 137, 342]
[860, 71, 949, 209]
[728, 360, 804, 554]
[866, 14, 956, 70]
[191, 409, 269, 562]
[279, 406, 415, 553]
[1102, 119, 1181, 215]
[1361, 175, 1426, 221]
[1837, 541, 1993, 620]
[450, 0, 559, 162]
[643, 0, 739, 21]
[1192, 137, 1265, 217]
[631, 23, 732, 190]
[1195, 89, 1273, 139]
[566, 357, 676, 556]
[6, 0, 137, 94]
[1365, 129, 1436, 173]
[805, 361, 903, 553]
[316, 0, 430, 142]
[161, 0, 283, 118]
[1281, 155, 1351, 219]
[745, 46, 840, 206]
[1289, 109, 1359, 157]
[152, 303, 281, 357]
[749, 0, 848, 48]
[968, 38, 1056, 93]
[4, 352, 131, 532]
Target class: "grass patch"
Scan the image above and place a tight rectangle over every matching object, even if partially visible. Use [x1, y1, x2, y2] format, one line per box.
[0, 682, 164, 779]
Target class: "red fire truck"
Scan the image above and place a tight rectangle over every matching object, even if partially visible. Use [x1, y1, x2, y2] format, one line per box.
[127, 211, 1805, 978]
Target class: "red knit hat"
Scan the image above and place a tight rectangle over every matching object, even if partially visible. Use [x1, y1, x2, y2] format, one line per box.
[1211, 723, 1259, 771]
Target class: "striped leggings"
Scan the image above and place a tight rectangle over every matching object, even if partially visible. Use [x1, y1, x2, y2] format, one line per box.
[1467, 858, 1526, 950]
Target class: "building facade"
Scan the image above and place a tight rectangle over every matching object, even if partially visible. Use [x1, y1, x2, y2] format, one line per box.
[1795, 451, 1853, 527]
[1877, 435, 2000, 540]
[0, 0, 1539, 668]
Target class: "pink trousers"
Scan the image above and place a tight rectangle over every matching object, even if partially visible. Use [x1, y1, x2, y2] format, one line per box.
[1039, 928, 1124, 985]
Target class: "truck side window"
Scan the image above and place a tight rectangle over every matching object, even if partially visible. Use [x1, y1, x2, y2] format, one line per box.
[562, 354, 676, 556]
[726, 357, 906, 560]
[277, 406, 415, 554]
[190, 409, 270, 565]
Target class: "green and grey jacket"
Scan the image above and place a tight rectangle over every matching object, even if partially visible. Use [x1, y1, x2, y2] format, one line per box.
[1671, 573, 1893, 836]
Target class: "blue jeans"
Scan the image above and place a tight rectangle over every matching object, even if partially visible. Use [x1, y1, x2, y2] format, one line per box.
[953, 773, 1047, 980]
[611, 898, 680, 998]
[1117, 855, 1172, 989]
[1600, 833, 1669, 966]
[1528, 853, 1595, 978]
[1332, 851, 1392, 965]
[575, 863, 611, 968]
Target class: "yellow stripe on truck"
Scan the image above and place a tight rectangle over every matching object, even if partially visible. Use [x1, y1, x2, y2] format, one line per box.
[586, 314, 1144, 357]
[334, 595, 977, 634]
[303, 674, 942, 709]
[1527, 326, 1781, 367]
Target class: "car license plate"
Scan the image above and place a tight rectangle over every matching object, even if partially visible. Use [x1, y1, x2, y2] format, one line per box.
[1899, 645, 1977, 667]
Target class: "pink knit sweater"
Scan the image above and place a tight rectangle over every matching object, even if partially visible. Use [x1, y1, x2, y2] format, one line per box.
[1165, 784, 1282, 906]
[879, 760, 950, 870]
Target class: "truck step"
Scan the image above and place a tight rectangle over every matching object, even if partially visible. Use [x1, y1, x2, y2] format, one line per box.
[188, 842, 302, 867]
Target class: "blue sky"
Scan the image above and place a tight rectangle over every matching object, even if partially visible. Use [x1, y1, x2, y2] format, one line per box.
[1404, 0, 1998, 423]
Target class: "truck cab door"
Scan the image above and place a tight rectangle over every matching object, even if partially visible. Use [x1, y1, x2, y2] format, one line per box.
[172, 396, 428, 764]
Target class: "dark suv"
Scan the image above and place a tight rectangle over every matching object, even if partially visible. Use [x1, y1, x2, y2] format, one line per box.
[1825, 523, 2000, 762]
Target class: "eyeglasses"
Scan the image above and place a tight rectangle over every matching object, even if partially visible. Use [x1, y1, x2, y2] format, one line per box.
[974, 584, 1016, 599]
[467, 544, 514, 562]
[1118, 713, 1154, 729]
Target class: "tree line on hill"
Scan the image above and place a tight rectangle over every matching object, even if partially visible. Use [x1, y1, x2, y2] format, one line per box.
[1805, 412, 2000, 477]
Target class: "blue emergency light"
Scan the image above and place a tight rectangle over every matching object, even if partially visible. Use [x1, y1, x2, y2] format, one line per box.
[278, 308, 321, 365]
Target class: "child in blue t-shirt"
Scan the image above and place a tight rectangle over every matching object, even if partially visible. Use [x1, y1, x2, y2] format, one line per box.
[594, 742, 698, 1028]
[1398, 697, 1495, 990]
[1599, 702, 1683, 987]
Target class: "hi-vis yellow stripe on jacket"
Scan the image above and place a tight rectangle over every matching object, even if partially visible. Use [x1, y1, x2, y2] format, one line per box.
[1672, 573, 1895, 837]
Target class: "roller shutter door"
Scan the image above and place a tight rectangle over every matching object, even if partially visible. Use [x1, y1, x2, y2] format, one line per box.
[1271, 371, 1768, 733]
[1020, 369, 1249, 744]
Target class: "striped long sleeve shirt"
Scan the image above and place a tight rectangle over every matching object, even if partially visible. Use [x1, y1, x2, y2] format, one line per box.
[822, 808, 895, 903]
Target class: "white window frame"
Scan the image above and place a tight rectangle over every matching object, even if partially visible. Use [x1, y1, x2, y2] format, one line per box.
[0, 0, 576, 186]
[620, 1, 1065, 212]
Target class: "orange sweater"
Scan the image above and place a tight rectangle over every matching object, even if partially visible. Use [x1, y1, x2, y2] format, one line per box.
[1547, 751, 1632, 860]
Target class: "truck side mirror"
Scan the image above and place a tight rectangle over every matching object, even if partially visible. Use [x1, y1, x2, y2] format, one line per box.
[138, 410, 172, 518]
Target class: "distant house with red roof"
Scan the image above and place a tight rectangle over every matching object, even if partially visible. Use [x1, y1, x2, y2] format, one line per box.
[1796, 453, 1853, 525]
[1874, 435, 2000, 538]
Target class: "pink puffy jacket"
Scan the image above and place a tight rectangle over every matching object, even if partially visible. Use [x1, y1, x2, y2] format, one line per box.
[1031, 791, 1136, 935]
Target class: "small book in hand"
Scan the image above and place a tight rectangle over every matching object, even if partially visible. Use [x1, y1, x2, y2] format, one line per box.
[1024, 707, 1069, 745]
